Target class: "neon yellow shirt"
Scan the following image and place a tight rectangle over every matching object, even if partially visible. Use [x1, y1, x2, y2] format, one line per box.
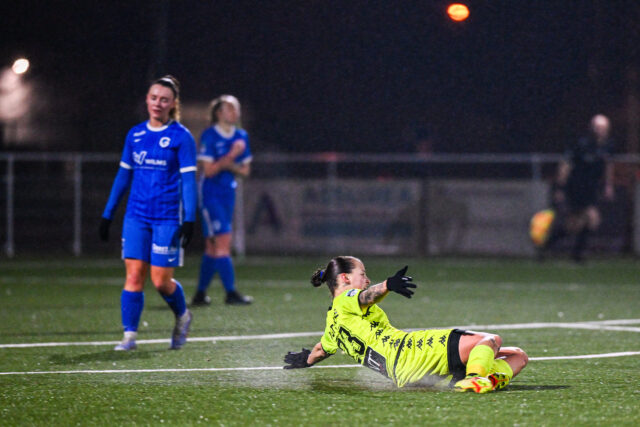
[320, 288, 453, 387]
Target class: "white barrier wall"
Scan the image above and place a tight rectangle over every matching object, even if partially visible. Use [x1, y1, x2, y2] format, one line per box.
[241, 179, 548, 256]
[242, 180, 423, 254]
[426, 180, 548, 256]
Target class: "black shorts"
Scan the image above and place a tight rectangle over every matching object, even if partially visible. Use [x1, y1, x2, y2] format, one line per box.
[447, 328, 469, 384]
[566, 182, 599, 210]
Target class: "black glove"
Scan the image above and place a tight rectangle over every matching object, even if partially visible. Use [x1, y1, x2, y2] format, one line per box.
[283, 348, 312, 369]
[179, 221, 194, 248]
[99, 218, 112, 242]
[386, 266, 417, 298]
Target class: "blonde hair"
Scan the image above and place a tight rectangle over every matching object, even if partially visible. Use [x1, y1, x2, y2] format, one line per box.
[209, 94, 241, 125]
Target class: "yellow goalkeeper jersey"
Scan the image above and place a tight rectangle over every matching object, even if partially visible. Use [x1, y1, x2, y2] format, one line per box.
[320, 288, 454, 387]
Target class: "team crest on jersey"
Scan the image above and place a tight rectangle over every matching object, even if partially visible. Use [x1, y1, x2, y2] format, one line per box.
[133, 151, 147, 165]
[159, 137, 171, 148]
[347, 289, 358, 297]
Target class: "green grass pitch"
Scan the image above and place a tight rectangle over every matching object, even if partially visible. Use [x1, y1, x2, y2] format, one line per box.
[1, 256, 639, 425]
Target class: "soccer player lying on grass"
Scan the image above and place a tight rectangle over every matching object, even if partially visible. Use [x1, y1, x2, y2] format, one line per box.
[283, 256, 528, 393]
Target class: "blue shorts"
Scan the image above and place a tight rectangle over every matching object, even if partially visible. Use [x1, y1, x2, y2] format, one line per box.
[122, 217, 183, 267]
[200, 191, 235, 237]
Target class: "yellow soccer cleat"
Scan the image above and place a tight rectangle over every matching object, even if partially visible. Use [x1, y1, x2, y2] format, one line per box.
[454, 376, 494, 393]
[488, 372, 511, 391]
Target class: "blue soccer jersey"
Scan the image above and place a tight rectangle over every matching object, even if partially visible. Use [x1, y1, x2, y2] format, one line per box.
[103, 120, 197, 224]
[198, 125, 252, 198]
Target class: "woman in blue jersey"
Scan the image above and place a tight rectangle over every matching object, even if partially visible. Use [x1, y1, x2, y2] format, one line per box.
[191, 95, 253, 306]
[99, 75, 196, 351]
[284, 256, 528, 393]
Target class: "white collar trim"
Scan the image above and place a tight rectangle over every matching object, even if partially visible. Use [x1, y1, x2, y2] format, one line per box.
[147, 120, 173, 132]
[214, 124, 236, 138]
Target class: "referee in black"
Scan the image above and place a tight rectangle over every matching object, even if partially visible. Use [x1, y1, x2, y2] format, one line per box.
[550, 114, 614, 262]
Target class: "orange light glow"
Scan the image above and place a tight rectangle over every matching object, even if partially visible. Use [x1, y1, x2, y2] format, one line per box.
[12, 58, 30, 75]
[447, 3, 470, 22]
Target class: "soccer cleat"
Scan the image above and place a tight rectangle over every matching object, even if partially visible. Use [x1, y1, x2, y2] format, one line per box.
[225, 291, 253, 305]
[170, 309, 192, 350]
[454, 375, 494, 393]
[191, 291, 211, 307]
[114, 340, 137, 351]
[488, 372, 511, 391]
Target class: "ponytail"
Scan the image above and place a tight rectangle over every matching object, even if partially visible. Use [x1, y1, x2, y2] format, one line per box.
[310, 256, 359, 295]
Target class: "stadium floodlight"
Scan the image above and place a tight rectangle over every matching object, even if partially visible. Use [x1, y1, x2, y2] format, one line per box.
[11, 58, 30, 75]
[447, 3, 470, 22]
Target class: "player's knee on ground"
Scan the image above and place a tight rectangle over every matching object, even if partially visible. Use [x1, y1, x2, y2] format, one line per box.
[482, 333, 502, 352]
[493, 334, 503, 350]
[509, 347, 529, 376]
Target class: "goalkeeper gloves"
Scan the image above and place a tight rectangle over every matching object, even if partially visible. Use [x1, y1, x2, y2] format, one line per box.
[99, 218, 112, 242]
[386, 266, 417, 298]
[179, 221, 194, 248]
[283, 348, 312, 369]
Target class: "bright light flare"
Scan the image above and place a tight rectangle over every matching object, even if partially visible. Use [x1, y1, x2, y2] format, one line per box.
[447, 3, 470, 22]
[12, 58, 30, 75]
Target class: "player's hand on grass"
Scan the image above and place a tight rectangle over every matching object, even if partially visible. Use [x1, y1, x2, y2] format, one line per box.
[283, 348, 312, 369]
[179, 221, 194, 248]
[99, 218, 112, 242]
[386, 266, 416, 298]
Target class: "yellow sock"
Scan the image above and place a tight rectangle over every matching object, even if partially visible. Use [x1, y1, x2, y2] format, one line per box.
[466, 345, 495, 377]
[490, 358, 513, 378]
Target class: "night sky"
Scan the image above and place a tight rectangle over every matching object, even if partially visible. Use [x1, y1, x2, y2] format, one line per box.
[2, 0, 639, 153]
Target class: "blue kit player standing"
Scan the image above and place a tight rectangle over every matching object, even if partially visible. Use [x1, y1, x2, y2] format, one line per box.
[191, 95, 253, 306]
[99, 75, 196, 350]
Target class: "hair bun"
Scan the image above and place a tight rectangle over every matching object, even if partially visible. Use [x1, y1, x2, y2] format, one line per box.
[310, 269, 325, 287]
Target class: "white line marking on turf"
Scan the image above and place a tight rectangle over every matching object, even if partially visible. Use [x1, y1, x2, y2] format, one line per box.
[0, 364, 360, 376]
[1, 352, 640, 376]
[530, 351, 640, 361]
[0, 332, 322, 348]
[2, 319, 639, 349]
[582, 319, 640, 325]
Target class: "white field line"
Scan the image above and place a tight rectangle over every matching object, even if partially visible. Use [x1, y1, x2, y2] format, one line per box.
[2, 352, 640, 376]
[0, 364, 358, 376]
[581, 318, 640, 326]
[531, 351, 640, 361]
[1, 319, 639, 349]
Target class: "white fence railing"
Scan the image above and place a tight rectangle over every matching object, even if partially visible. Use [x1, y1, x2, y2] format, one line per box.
[1, 152, 639, 257]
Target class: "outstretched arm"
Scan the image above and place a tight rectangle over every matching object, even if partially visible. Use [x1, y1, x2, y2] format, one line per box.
[308, 341, 331, 365]
[358, 282, 389, 309]
[359, 266, 417, 310]
[283, 342, 331, 369]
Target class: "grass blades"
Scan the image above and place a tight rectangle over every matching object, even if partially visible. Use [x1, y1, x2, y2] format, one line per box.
[1, 256, 639, 425]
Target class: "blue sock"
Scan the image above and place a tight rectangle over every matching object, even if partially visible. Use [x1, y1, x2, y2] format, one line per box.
[197, 254, 217, 293]
[215, 256, 235, 293]
[162, 280, 186, 317]
[121, 290, 144, 332]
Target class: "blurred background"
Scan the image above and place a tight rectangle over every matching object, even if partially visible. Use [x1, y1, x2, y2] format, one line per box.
[1, 0, 639, 258]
